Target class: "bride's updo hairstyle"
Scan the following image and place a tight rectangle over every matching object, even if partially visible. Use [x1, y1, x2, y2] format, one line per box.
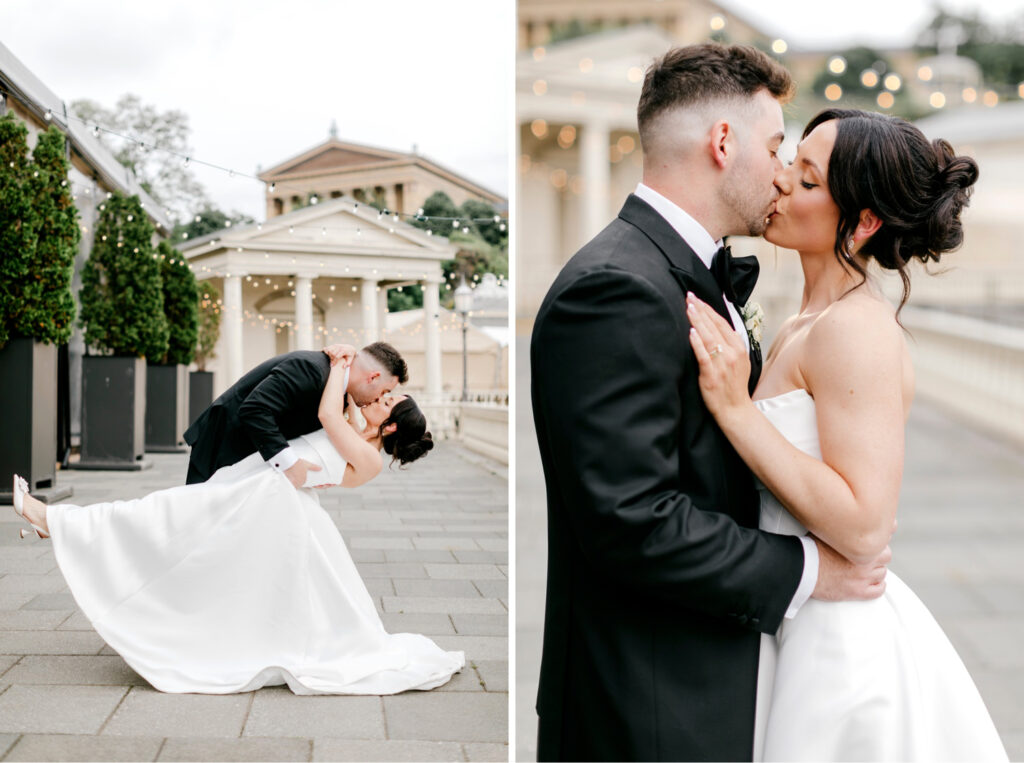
[380, 396, 434, 467]
[803, 108, 979, 313]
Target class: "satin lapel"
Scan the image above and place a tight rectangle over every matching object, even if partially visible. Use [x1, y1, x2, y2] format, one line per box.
[748, 341, 762, 396]
[618, 194, 732, 326]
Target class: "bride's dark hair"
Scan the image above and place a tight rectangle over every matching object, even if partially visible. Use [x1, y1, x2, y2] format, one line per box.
[803, 108, 979, 314]
[379, 396, 433, 467]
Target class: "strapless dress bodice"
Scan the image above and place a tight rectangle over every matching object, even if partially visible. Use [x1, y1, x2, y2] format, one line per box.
[752, 389, 817, 538]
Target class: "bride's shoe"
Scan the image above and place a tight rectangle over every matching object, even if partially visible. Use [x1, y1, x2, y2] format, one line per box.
[12, 474, 48, 539]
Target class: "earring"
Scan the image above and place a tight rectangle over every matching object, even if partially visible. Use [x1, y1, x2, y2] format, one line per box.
[844, 237, 855, 260]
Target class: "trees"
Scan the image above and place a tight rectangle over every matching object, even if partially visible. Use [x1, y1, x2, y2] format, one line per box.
[79, 193, 169, 359]
[0, 116, 78, 348]
[171, 205, 254, 244]
[916, 8, 1024, 88]
[194, 281, 221, 372]
[0, 114, 36, 349]
[156, 241, 199, 365]
[71, 94, 208, 222]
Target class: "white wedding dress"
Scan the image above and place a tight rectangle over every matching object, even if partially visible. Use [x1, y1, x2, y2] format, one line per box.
[46, 428, 464, 695]
[751, 389, 1007, 762]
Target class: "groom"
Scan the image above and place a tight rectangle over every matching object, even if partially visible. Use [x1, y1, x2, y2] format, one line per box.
[184, 341, 407, 487]
[531, 44, 889, 761]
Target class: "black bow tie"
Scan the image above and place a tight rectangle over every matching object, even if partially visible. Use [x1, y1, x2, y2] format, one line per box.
[710, 245, 759, 307]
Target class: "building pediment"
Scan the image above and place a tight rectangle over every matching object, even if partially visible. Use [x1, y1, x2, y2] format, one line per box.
[260, 140, 406, 180]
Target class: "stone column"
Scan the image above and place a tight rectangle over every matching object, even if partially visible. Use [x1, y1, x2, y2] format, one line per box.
[361, 278, 378, 345]
[421, 278, 443, 401]
[223, 274, 244, 384]
[580, 120, 611, 242]
[294, 275, 315, 351]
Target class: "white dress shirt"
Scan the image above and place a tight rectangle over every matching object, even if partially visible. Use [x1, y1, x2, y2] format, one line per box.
[635, 182, 818, 620]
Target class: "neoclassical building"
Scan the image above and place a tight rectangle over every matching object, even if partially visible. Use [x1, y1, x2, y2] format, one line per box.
[180, 196, 455, 399]
[258, 127, 506, 220]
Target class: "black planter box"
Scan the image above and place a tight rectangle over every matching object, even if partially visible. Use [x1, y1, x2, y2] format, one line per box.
[188, 370, 214, 430]
[0, 338, 73, 504]
[73, 355, 151, 471]
[145, 364, 189, 452]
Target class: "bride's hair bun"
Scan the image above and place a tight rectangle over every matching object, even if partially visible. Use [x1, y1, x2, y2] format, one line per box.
[801, 108, 980, 314]
[380, 396, 434, 467]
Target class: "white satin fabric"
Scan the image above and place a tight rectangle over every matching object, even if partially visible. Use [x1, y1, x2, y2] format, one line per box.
[752, 389, 1007, 762]
[47, 429, 464, 695]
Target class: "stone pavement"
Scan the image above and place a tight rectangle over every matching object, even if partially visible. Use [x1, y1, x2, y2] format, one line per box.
[0, 442, 508, 762]
[515, 334, 1024, 761]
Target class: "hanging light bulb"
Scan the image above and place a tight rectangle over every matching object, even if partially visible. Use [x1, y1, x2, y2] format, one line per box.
[92, 125, 100, 137]
[44, 109, 52, 121]
[183, 157, 190, 167]
[269, 182, 276, 192]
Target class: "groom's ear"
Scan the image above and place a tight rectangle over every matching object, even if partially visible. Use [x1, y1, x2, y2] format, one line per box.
[383, 423, 398, 436]
[708, 120, 732, 169]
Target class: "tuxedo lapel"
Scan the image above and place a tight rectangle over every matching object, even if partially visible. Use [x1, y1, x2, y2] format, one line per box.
[618, 194, 732, 328]
[748, 341, 762, 396]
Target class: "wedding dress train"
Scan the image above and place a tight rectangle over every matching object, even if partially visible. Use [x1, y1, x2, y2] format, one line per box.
[47, 429, 464, 695]
[751, 389, 1006, 761]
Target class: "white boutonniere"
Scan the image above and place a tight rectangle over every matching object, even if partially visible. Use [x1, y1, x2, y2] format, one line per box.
[741, 301, 764, 350]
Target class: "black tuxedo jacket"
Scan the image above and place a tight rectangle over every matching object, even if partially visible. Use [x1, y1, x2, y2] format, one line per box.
[531, 195, 805, 761]
[184, 350, 332, 484]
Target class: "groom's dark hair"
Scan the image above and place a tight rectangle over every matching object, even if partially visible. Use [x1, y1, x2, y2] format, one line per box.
[637, 43, 794, 150]
[362, 341, 408, 385]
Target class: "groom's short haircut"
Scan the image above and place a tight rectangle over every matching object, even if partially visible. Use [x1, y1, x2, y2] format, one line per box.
[362, 342, 409, 385]
[637, 43, 794, 153]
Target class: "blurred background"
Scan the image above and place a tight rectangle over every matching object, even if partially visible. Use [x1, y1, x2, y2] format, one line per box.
[515, 0, 1024, 758]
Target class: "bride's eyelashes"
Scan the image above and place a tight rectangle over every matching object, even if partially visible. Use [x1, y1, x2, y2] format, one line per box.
[801, 181, 818, 190]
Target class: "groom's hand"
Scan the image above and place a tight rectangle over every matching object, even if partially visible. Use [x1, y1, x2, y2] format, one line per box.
[811, 538, 890, 601]
[283, 459, 321, 489]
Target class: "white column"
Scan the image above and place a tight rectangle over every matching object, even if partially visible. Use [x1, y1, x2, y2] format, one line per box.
[361, 278, 378, 345]
[294, 275, 314, 351]
[581, 120, 611, 241]
[223, 274, 244, 383]
[421, 278, 443, 401]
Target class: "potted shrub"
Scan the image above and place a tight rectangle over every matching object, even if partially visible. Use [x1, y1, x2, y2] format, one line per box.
[145, 241, 198, 451]
[76, 192, 168, 469]
[189, 280, 221, 427]
[0, 116, 76, 502]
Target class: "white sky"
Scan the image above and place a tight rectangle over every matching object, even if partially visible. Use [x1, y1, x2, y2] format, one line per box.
[0, 0, 512, 222]
[718, 0, 1024, 50]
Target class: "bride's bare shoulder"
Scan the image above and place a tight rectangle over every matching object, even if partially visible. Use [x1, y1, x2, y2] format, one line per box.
[803, 292, 905, 380]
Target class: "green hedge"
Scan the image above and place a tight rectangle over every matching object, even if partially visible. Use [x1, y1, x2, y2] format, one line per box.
[156, 240, 198, 365]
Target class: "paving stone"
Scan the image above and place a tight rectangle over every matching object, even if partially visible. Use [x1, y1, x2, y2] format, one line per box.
[20, 593, 77, 611]
[362, 578, 395, 597]
[384, 692, 506, 743]
[0, 576, 67, 595]
[158, 736, 312, 761]
[244, 688, 385, 739]
[313, 739, 463, 761]
[382, 597, 506, 615]
[472, 580, 509, 599]
[56, 611, 93, 630]
[434, 636, 508, 661]
[451, 614, 507, 637]
[474, 661, 509, 693]
[435, 664, 485, 693]
[0, 611, 74, 631]
[4, 656, 146, 686]
[464, 742, 510, 761]
[411, 537, 480, 551]
[0, 631, 105, 656]
[0, 655, 19, 677]
[0, 684, 127, 733]
[384, 549, 457, 563]
[4, 733, 163, 761]
[102, 688, 250, 737]
[393, 579, 481, 598]
[380, 613, 457, 636]
[348, 537, 413, 550]
[452, 550, 508, 564]
[425, 564, 504, 581]
[0, 593, 35, 610]
[347, 548, 386, 563]
[0, 557, 57, 575]
[355, 563, 427, 579]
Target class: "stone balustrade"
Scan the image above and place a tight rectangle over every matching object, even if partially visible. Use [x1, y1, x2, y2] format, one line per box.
[902, 306, 1024, 448]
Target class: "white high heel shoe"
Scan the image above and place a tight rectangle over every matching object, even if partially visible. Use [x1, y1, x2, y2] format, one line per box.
[12, 474, 48, 539]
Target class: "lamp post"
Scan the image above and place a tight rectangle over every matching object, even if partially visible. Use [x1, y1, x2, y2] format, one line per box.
[453, 276, 473, 402]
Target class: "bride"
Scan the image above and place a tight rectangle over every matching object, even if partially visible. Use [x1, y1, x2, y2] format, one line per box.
[687, 108, 1007, 760]
[11, 357, 464, 695]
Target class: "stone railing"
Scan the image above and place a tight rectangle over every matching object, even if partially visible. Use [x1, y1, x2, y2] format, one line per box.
[419, 397, 510, 465]
[901, 306, 1024, 448]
